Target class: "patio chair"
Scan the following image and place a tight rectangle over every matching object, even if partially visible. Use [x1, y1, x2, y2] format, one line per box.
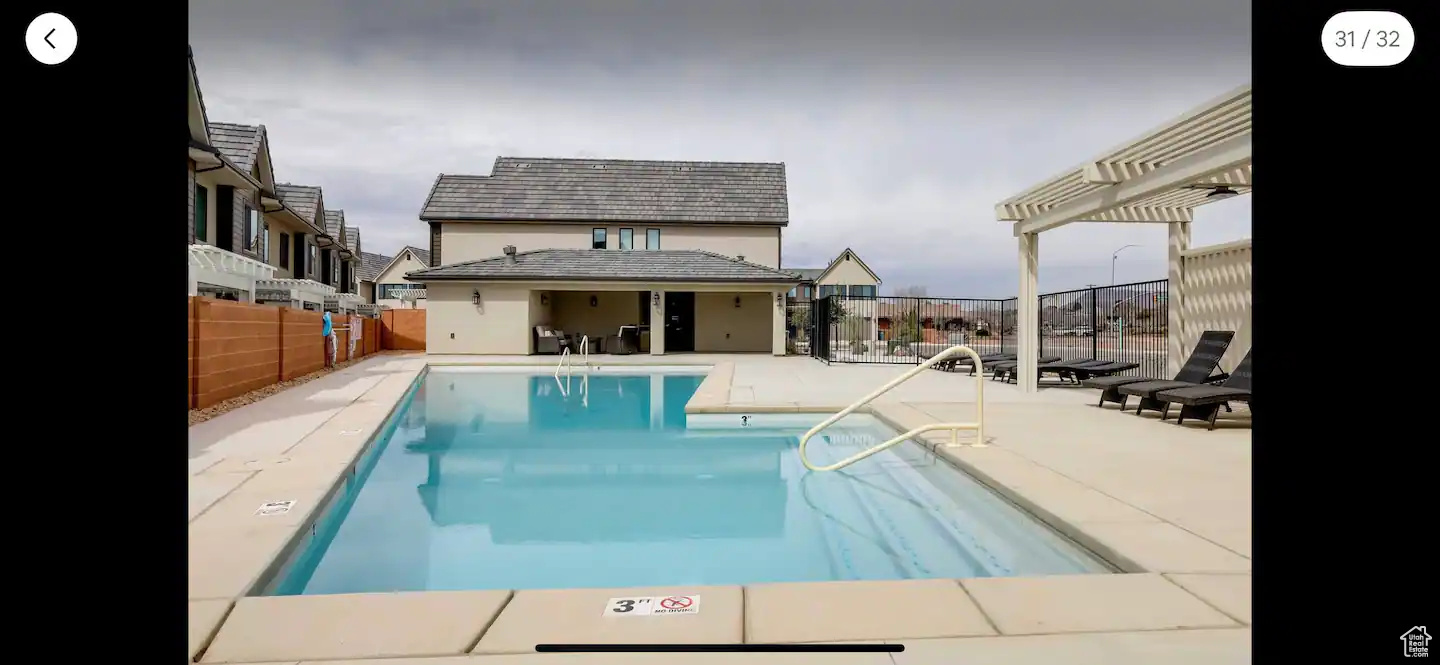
[989, 356, 1062, 381]
[533, 326, 571, 355]
[926, 351, 1011, 373]
[1083, 330, 1236, 413]
[1007, 359, 1142, 384]
[1151, 349, 1252, 430]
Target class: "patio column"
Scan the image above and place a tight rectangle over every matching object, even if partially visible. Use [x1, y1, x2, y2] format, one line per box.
[1017, 232, 1040, 393]
[1166, 221, 1191, 377]
[771, 290, 786, 355]
[650, 290, 665, 355]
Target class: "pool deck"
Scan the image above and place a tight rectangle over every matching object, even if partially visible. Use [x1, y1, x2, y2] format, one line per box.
[188, 353, 1251, 664]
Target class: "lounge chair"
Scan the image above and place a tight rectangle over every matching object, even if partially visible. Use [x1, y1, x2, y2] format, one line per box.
[1011, 359, 1141, 384]
[989, 356, 1062, 381]
[1082, 330, 1236, 413]
[923, 351, 1011, 373]
[964, 353, 1015, 375]
[1152, 350, 1252, 429]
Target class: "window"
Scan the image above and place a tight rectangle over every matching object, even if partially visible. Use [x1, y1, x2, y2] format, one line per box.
[242, 207, 260, 252]
[193, 185, 208, 242]
[788, 287, 797, 297]
[619, 228, 633, 250]
[819, 285, 841, 298]
[308, 244, 317, 276]
[279, 233, 290, 269]
[849, 285, 876, 298]
[592, 228, 607, 249]
[646, 228, 660, 250]
[332, 252, 340, 285]
[803, 286, 812, 298]
[378, 283, 425, 300]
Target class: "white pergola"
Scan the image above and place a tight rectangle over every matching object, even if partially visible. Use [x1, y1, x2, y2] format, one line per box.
[188, 244, 276, 301]
[254, 278, 336, 311]
[994, 84, 1252, 393]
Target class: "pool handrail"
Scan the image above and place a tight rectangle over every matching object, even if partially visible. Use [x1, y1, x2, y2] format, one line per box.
[798, 344, 987, 472]
[552, 335, 592, 397]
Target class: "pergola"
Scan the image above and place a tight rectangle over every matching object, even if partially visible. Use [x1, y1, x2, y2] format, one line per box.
[994, 84, 1252, 393]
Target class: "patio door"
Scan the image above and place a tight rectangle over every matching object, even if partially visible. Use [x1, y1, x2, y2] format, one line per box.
[664, 291, 695, 353]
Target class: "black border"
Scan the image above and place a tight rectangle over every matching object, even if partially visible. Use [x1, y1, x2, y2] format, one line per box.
[1256, 0, 1434, 660]
[12, 0, 1439, 659]
[14, 0, 179, 659]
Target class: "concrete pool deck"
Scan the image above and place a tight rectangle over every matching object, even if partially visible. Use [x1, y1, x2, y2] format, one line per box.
[188, 353, 1251, 664]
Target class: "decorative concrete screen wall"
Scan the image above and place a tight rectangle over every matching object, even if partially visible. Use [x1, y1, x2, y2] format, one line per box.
[1179, 239, 1251, 374]
[381, 309, 426, 351]
[188, 297, 382, 410]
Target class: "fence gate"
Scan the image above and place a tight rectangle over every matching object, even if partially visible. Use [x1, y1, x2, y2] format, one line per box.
[812, 297, 833, 362]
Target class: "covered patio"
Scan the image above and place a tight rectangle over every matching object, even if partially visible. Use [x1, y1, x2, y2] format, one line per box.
[995, 84, 1252, 392]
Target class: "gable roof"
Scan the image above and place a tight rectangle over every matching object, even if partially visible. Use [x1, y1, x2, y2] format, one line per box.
[812, 248, 883, 285]
[208, 122, 265, 174]
[358, 251, 391, 282]
[373, 246, 434, 282]
[345, 227, 361, 255]
[274, 184, 324, 226]
[420, 157, 789, 225]
[407, 249, 803, 283]
[187, 46, 210, 144]
[324, 209, 348, 250]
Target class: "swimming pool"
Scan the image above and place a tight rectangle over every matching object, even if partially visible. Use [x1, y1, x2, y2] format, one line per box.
[265, 367, 1110, 595]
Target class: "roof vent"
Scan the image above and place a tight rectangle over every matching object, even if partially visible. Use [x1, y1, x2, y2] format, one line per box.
[503, 245, 517, 263]
[591, 164, 607, 169]
[737, 255, 746, 262]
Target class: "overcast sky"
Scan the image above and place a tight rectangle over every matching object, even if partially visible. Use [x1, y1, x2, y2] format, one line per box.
[189, 0, 1250, 296]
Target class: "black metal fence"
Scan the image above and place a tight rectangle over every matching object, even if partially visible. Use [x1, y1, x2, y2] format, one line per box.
[799, 279, 1168, 378]
[1037, 279, 1168, 379]
[804, 296, 1017, 364]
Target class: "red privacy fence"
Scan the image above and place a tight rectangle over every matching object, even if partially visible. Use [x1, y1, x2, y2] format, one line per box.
[380, 309, 426, 351]
[188, 297, 385, 410]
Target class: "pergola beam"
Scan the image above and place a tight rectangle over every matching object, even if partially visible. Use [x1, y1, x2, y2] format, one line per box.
[1011, 134, 1252, 237]
[999, 205, 1193, 224]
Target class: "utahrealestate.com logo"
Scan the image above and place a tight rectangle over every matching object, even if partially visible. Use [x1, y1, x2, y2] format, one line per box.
[1403, 627, 1431, 657]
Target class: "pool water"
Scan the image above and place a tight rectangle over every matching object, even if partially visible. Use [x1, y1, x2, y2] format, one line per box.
[268, 368, 1109, 595]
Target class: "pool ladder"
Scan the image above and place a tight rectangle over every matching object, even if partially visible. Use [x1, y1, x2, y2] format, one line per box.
[553, 335, 590, 401]
[798, 345, 987, 472]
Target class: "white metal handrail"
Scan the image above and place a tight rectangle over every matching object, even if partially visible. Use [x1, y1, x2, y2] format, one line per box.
[798, 345, 987, 472]
[552, 335, 591, 397]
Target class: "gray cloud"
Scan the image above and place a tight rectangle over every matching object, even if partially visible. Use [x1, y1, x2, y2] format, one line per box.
[190, 0, 1251, 294]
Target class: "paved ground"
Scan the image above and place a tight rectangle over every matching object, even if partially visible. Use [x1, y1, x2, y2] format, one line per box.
[187, 352, 1251, 664]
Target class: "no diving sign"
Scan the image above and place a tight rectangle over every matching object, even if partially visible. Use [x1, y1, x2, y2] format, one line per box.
[603, 595, 701, 617]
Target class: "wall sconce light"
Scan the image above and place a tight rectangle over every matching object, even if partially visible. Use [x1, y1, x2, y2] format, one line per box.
[590, 295, 599, 307]
[652, 291, 661, 309]
[775, 293, 784, 307]
[734, 296, 742, 308]
[471, 289, 481, 305]
[540, 293, 549, 306]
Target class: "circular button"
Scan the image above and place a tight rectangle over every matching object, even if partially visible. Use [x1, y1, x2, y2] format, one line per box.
[26, 13, 77, 66]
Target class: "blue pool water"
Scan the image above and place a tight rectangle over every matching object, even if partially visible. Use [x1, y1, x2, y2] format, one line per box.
[268, 368, 1109, 595]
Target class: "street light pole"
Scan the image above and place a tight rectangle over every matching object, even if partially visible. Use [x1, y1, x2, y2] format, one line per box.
[1111, 244, 1141, 285]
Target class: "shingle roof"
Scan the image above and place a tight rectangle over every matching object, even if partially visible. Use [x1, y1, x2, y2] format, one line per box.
[407, 249, 803, 283]
[274, 184, 323, 225]
[187, 46, 211, 139]
[420, 157, 789, 225]
[345, 227, 361, 255]
[208, 122, 263, 173]
[399, 246, 431, 266]
[324, 209, 347, 249]
[358, 251, 391, 282]
[789, 268, 826, 281]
